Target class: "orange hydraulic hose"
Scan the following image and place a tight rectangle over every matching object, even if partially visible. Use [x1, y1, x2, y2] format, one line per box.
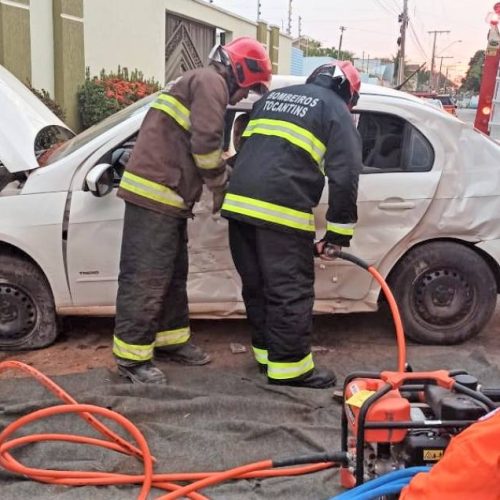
[0, 361, 339, 499]
[367, 265, 407, 373]
[0, 360, 147, 460]
[330, 251, 407, 372]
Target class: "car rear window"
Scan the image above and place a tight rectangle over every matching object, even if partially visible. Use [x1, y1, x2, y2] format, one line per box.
[436, 96, 453, 106]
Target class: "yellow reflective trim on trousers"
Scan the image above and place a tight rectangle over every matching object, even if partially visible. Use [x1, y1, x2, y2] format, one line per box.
[120, 171, 187, 209]
[252, 346, 268, 364]
[327, 222, 355, 236]
[155, 326, 191, 347]
[193, 149, 222, 169]
[242, 118, 326, 165]
[222, 193, 315, 232]
[112, 336, 154, 362]
[267, 353, 315, 380]
[151, 94, 191, 130]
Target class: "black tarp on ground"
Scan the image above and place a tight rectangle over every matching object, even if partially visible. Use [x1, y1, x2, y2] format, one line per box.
[2, 311, 500, 499]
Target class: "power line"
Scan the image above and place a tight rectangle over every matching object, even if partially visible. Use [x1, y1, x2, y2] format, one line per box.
[409, 20, 428, 60]
[374, 0, 399, 16]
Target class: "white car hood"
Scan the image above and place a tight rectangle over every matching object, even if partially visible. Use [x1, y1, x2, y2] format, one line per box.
[0, 64, 74, 173]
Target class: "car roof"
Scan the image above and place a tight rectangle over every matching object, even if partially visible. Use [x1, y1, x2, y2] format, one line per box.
[235, 74, 423, 110]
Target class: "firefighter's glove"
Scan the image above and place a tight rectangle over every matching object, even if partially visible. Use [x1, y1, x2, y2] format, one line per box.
[314, 240, 342, 261]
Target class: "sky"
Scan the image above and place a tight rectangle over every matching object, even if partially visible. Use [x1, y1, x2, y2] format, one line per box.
[210, 0, 497, 79]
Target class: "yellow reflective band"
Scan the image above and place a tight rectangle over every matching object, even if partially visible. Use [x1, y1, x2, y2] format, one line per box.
[252, 346, 268, 365]
[267, 353, 315, 380]
[193, 149, 222, 170]
[243, 118, 326, 165]
[112, 336, 154, 362]
[151, 93, 191, 130]
[155, 326, 191, 347]
[327, 222, 355, 236]
[120, 171, 187, 209]
[222, 193, 315, 232]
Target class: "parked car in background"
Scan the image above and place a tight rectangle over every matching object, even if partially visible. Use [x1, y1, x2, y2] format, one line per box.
[1, 66, 500, 351]
[435, 94, 458, 116]
[422, 98, 445, 111]
[412, 91, 457, 116]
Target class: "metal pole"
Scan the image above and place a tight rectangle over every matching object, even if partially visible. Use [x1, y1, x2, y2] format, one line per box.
[438, 56, 453, 91]
[398, 0, 409, 85]
[428, 30, 451, 91]
[338, 26, 346, 59]
[287, 0, 292, 35]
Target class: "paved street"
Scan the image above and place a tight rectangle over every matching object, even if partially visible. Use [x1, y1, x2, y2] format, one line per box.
[457, 107, 477, 125]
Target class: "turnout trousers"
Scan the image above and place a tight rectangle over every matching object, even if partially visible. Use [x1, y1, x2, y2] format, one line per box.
[113, 202, 190, 366]
[228, 219, 316, 382]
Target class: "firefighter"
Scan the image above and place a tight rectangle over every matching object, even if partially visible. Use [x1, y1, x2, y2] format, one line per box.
[113, 37, 272, 384]
[221, 62, 362, 389]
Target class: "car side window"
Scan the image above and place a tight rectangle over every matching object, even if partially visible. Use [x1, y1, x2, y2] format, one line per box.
[355, 111, 434, 173]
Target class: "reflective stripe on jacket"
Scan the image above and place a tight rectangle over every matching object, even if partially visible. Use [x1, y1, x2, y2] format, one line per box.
[117, 66, 229, 216]
[221, 80, 362, 245]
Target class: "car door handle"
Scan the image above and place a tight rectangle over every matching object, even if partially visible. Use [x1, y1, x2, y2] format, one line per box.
[378, 200, 416, 210]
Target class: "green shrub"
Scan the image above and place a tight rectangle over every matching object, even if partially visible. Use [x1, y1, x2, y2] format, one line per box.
[78, 67, 160, 129]
[26, 84, 66, 122]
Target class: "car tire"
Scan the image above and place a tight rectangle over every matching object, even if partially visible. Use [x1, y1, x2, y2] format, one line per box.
[0, 253, 58, 350]
[388, 242, 497, 345]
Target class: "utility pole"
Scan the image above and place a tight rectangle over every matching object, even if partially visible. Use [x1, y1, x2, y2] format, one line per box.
[287, 0, 292, 35]
[397, 0, 409, 86]
[298, 15, 302, 38]
[428, 30, 451, 91]
[257, 0, 262, 21]
[438, 56, 453, 90]
[338, 26, 346, 58]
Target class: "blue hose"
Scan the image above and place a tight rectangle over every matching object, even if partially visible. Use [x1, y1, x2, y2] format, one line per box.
[330, 466, 430, 500]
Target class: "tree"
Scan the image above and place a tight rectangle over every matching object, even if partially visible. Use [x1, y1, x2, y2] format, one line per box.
[296, 37, 354, 60]
[460, 50, 485, 93]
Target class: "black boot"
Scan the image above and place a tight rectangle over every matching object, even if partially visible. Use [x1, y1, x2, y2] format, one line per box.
[155, 342, 211, 366]
[258, 363, 268, 374]
[268, 367, 337, 389]
[118, 361, 167, 384]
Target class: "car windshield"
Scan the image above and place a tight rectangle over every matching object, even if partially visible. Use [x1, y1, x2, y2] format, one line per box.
[43, 92, 158, 166]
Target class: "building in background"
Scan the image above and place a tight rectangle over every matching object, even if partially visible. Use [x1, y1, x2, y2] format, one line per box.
[0, 0, 292, 130]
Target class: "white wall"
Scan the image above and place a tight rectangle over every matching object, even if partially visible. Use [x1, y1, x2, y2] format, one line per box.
[83, 0, 292, 83]
[278, 32, 292, 74]
[30, 0, 54, 94]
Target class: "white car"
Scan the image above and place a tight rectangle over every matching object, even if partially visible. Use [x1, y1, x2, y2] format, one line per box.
[1, 66, 500, 350]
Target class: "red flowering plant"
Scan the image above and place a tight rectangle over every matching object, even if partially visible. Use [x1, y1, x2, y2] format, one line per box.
[78, 66, 160, 129]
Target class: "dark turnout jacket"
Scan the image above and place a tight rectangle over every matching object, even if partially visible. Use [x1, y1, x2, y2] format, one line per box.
[118, 66, 229, 217]
[221, 76, 362, 246]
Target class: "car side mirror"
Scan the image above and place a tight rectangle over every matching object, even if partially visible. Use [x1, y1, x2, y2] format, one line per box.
[85, 163, 114, 197]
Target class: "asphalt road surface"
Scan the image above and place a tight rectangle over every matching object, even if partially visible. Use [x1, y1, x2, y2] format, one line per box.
[457, 108, 476, 125]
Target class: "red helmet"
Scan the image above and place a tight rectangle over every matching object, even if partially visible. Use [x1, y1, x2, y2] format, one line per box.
[306, 60, 361, 107]
[209, 37, 272, 95]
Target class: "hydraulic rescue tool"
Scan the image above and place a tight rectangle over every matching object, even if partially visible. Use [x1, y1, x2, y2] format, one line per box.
[331, 250, 500, 489]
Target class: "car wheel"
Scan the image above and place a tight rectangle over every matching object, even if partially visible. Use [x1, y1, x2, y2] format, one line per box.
[0, 253, 58, 350]
[388, 242, 497, 345]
